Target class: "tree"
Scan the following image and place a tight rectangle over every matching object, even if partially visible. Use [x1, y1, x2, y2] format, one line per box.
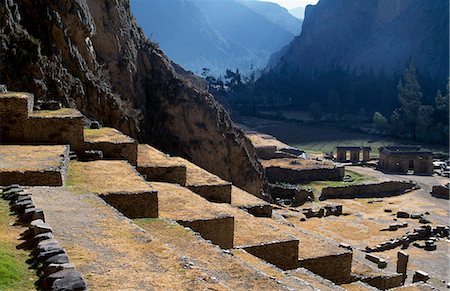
[396, 62, 423, 140]
[327, 89, 343, 114]
[373, 112, 388, 131]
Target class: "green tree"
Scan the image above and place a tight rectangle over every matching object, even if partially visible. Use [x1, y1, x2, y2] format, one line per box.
[373, 112, 388, 131]
[396, 62, 424, 140]
[308, 102, 323, 122]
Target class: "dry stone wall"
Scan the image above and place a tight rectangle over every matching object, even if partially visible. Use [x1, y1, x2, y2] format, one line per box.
[320, 181, 417, 200]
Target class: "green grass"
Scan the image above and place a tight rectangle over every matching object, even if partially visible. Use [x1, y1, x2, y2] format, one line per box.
[299, 169, 375, 200]
[0, 200, 37, 290]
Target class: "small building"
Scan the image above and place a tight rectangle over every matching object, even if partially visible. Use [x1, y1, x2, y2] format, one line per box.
[378, 146, 433, 175]
[336, 146, 371, 163]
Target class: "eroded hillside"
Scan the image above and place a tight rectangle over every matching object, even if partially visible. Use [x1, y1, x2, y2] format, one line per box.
[0, 0, 264, 195]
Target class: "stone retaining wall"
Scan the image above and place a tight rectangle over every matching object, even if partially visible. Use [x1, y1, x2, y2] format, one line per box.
[26, 116, 84, 152]
[187, 183, 232, 203]
[320, 181, 417, 200]
[265, 166, 345, 184]
[100, 191, 158, 218]
[179, 216, 234, 249]
[299, 252, 353, 284]
[242, 239, 300, 270]
[268, 184, 313, 206]
[431, 185, 449, 200]
[137, 165, 187, 185]
[362, 273, 404, 289]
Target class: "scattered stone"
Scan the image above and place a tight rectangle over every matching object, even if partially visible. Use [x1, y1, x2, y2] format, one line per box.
[44, 263, 76, 277]
[397, 211, 410, 218]
[384, 209, 393, 213]
[30, 219, 53, 236]
[90, 121, 101, 129]
[42, 269, 86, 290]
[365, 253, 387, 268]
[389, 224, 399, 231]
[411, 213, 423, 219]
[33, 232, 54, 244]
[424, 240, 437, 251]
[299, 217, 306, 222]
[419, 218, 431, 224]
[339, 243, 352, 250]
[399, 222, 408, 228]
[412, 270, 430, 283]
[79, 150, 103, 161]
[43, 253, 70, 267]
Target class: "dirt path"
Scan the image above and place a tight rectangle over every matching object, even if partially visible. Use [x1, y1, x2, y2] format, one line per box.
[30, 186, 231, 290]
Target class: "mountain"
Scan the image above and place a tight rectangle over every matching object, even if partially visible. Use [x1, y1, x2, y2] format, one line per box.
[238, 0, 302, 35]
[270, 0, 449, 78]
[289, 6, 305, 20]
[130, 0, 297, 75]
[1, 0, 265, 195]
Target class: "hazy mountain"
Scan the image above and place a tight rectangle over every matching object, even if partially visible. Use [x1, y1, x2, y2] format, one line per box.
[238, 0, 302, 35]
[289, 6, 305, 20]
[270, 0, 449, 78]
[131, 0, 296, 75]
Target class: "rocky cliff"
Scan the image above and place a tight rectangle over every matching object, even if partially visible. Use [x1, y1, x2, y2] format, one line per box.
[269, 0, 448, 78]
[0, 0, 264, 195]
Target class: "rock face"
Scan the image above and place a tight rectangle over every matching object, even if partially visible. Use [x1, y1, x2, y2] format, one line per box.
[0, 0, 264, 195]
[269, 0, 448, 78]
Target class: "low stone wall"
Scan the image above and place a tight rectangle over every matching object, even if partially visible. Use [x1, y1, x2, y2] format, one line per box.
[0, 171, 64, 187]
[265, 166, 345, 184]
[100, 191, 158, 218]
[320, 181, 417, 200]
[2, 185, 87, 290]
[243, 204, 273, 217]
[362, 273, 404, 289]
[431, 185, 449, 200]
[268, 184, 313, 206]
[299, 252, 353, 284]
[84, 142, 138, 165]
[179, 216, 234, 249]
[187, 183, 232, 203]
[137, 165, 187, 185]
[242, 239, 299, 270]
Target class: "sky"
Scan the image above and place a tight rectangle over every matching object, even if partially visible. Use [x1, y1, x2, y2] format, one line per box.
[264, 0, 319, 10]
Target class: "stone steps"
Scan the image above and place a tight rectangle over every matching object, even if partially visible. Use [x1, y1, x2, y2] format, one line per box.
[149, 182, 234, 249]
[149, 182, 298, 270]
[172, 157, 232, 203]
[0, 145, 69, 186]
[269, 218, 353, 284]
[83, 127, 138, 165]
[137, 144, 186, 185]
[0, 92, 84, 151]
[231, 186, 272, 217]
[68, 160, 158, 218]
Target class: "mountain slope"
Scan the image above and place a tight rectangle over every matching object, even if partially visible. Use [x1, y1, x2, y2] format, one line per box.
[270, 0, 448, 78]
[1, 0, 265, 195]
[131, 0, 296, 75]
[289, 6, 305, 20]
[238, 0, 302, 35]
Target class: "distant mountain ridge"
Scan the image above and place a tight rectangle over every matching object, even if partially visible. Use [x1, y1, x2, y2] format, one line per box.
[269, 0, 448, 78]
[131, 0, 301, 75]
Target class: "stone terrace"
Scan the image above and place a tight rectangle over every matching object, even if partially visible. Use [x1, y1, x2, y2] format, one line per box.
[0, 145, 69, 186]
[137, 144, 186, 185]
[83, 127, 138, 165]
[149, 182, 234, 249]
[68, 160, 158, 218]
[231, 186, 272, 217]
[29, 187, 300, 290]
[172, 156, 232, 203]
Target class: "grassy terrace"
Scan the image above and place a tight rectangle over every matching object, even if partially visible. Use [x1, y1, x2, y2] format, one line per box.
[0, 199, 37, 290]
[299, 169, 376, 200]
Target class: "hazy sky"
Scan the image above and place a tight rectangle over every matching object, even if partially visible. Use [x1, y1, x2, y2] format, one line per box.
[264, 0, 319, 10]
